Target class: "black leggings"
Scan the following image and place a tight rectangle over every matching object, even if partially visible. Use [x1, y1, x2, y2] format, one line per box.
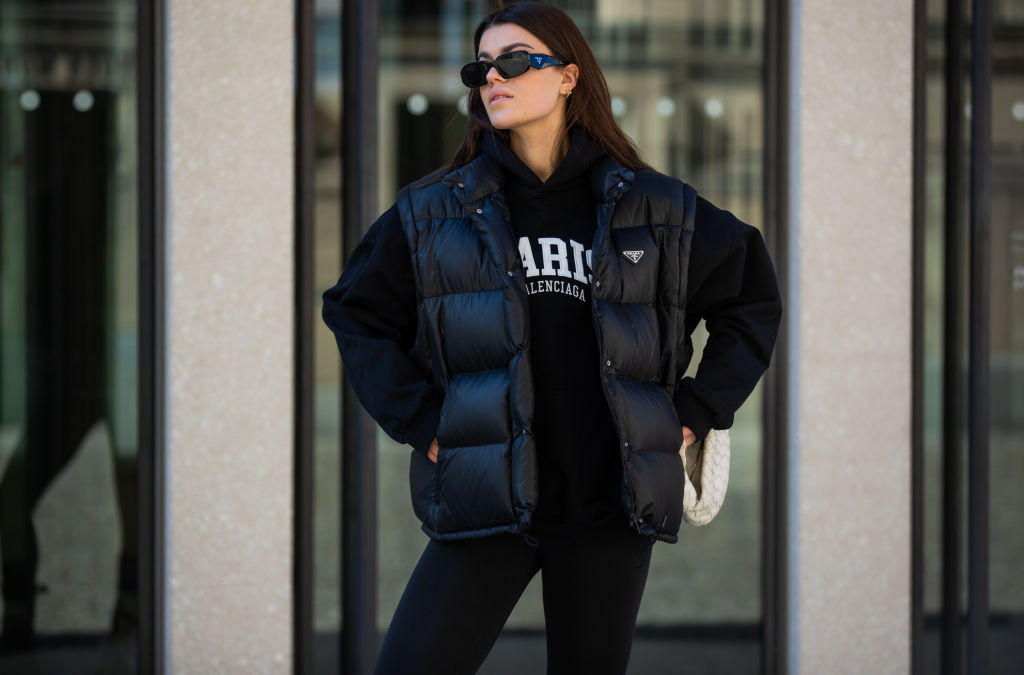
[374, 526, 654, 675]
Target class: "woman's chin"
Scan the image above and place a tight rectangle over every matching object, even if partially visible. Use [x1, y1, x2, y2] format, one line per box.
[486, 114, 514, 130]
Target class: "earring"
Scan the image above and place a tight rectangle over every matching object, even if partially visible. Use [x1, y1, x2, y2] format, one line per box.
[564, 89, 573, 98]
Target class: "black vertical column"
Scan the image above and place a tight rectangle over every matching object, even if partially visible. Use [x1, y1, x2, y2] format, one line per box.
[911, 0, 927, 672]
[966, 0, 992, 672]
[762, 0, 790, 673]
[341, 1, 380, 674]
[941, 0, 965, 672]
[294, 0, 316, 673]
[137, 0, 166, 670]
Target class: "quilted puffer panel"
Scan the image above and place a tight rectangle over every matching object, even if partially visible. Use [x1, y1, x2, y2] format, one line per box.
[603, 225, 662, 303]
[435, 442, 515, 534]
[412, 217, 502, 297]
[409, 449, 439, 529]
[608, 172, 690, 237]
[593, 301, 661, 382]
[624, 447, 684, 542]
[438, 369, 511, 448]
[439, 290, 511, 374]
[508, 430, 537, 516]
[604, 377, 683, 453]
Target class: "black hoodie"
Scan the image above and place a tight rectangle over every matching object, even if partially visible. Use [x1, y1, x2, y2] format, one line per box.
[323, 128, 781, 530]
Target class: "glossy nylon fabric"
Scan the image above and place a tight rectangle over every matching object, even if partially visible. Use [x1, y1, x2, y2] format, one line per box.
[397, 152, 697, 543]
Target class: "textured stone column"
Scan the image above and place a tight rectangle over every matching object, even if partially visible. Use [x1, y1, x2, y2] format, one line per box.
[166, 1, 294, 672]
[788, 1, 913, 672]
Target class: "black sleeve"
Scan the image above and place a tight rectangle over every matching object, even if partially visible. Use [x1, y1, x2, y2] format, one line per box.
[673, 196, 782, 440]
[321, 204, 441, 456]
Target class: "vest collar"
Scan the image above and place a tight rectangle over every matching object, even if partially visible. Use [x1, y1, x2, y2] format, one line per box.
[443, 153, 505, 204]
[589, 155, 635, 203]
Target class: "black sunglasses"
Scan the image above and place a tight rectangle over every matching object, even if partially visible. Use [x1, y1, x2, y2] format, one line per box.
[460, 50, 567, 88]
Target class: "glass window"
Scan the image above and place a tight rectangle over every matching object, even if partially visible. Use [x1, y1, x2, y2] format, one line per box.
[920, 0, 1024, 669]
[987, 0, 1024, 666]
[920, 3, 954, 664]
[312, 0, 343, 670]
[0, 0, 140, 670]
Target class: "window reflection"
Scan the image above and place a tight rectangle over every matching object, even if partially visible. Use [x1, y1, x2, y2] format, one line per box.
[987, 0, 1024, 631]
[983, 0, 1024, 666]
[0, 0, 139, 671]
[313, 0, 343, 669]
[921, 0, 1024, 669]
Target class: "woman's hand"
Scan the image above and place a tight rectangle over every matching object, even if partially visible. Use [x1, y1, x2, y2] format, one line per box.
[428, 438, 439, 464]
[682, 425, 697, 448]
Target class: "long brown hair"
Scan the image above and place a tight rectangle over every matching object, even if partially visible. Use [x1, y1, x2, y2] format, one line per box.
[448, 1, 651, 173]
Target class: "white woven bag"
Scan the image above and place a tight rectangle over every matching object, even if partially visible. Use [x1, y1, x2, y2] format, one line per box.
[679, 428, 730, 526]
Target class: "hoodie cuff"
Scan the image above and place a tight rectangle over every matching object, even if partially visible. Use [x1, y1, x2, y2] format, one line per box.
[673, 384, 716, 442]
[404, 398, 442, 457]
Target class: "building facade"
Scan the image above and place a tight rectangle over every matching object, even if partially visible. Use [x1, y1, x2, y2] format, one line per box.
[0, 0, 1021, 673]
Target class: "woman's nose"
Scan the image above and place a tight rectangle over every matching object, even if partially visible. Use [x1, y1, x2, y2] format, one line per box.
[485, 65, 504, 84]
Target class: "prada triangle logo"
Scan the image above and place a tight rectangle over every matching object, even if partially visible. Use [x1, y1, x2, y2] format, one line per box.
[622, 250, 644, 264]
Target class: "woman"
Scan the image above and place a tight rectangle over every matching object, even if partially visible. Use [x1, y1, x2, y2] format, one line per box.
[322, 2, 781, 673]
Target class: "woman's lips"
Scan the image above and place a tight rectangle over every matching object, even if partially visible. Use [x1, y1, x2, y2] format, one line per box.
[489, 92, 513, 105]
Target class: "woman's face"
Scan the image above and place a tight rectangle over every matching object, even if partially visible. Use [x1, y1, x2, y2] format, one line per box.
[476, 23, 576, 135]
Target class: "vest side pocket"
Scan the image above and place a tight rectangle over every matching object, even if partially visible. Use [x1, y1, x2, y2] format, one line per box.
[408, 449, 439, 529]
[625, 447, 685, 539]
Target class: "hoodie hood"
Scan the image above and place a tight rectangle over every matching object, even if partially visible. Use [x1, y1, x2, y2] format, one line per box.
[481, 126, 608, 192]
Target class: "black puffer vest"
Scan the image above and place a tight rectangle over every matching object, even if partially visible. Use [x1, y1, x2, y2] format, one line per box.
[397, 152, 697, 544]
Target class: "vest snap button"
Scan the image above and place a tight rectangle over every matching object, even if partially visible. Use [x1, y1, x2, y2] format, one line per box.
[605, 360, 613, 367]
[507, 270, 513, 277]
[476, 208, 483, 214]
[617, 181, 624, 188]
[457, 182, 464, 188]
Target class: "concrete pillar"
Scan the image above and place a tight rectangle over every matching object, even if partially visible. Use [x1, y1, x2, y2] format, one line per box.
[166, 1, 294, 672]
[787, 0, 913, 672]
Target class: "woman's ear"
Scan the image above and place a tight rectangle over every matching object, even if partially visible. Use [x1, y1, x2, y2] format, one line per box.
[561, 63, 580, 91]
